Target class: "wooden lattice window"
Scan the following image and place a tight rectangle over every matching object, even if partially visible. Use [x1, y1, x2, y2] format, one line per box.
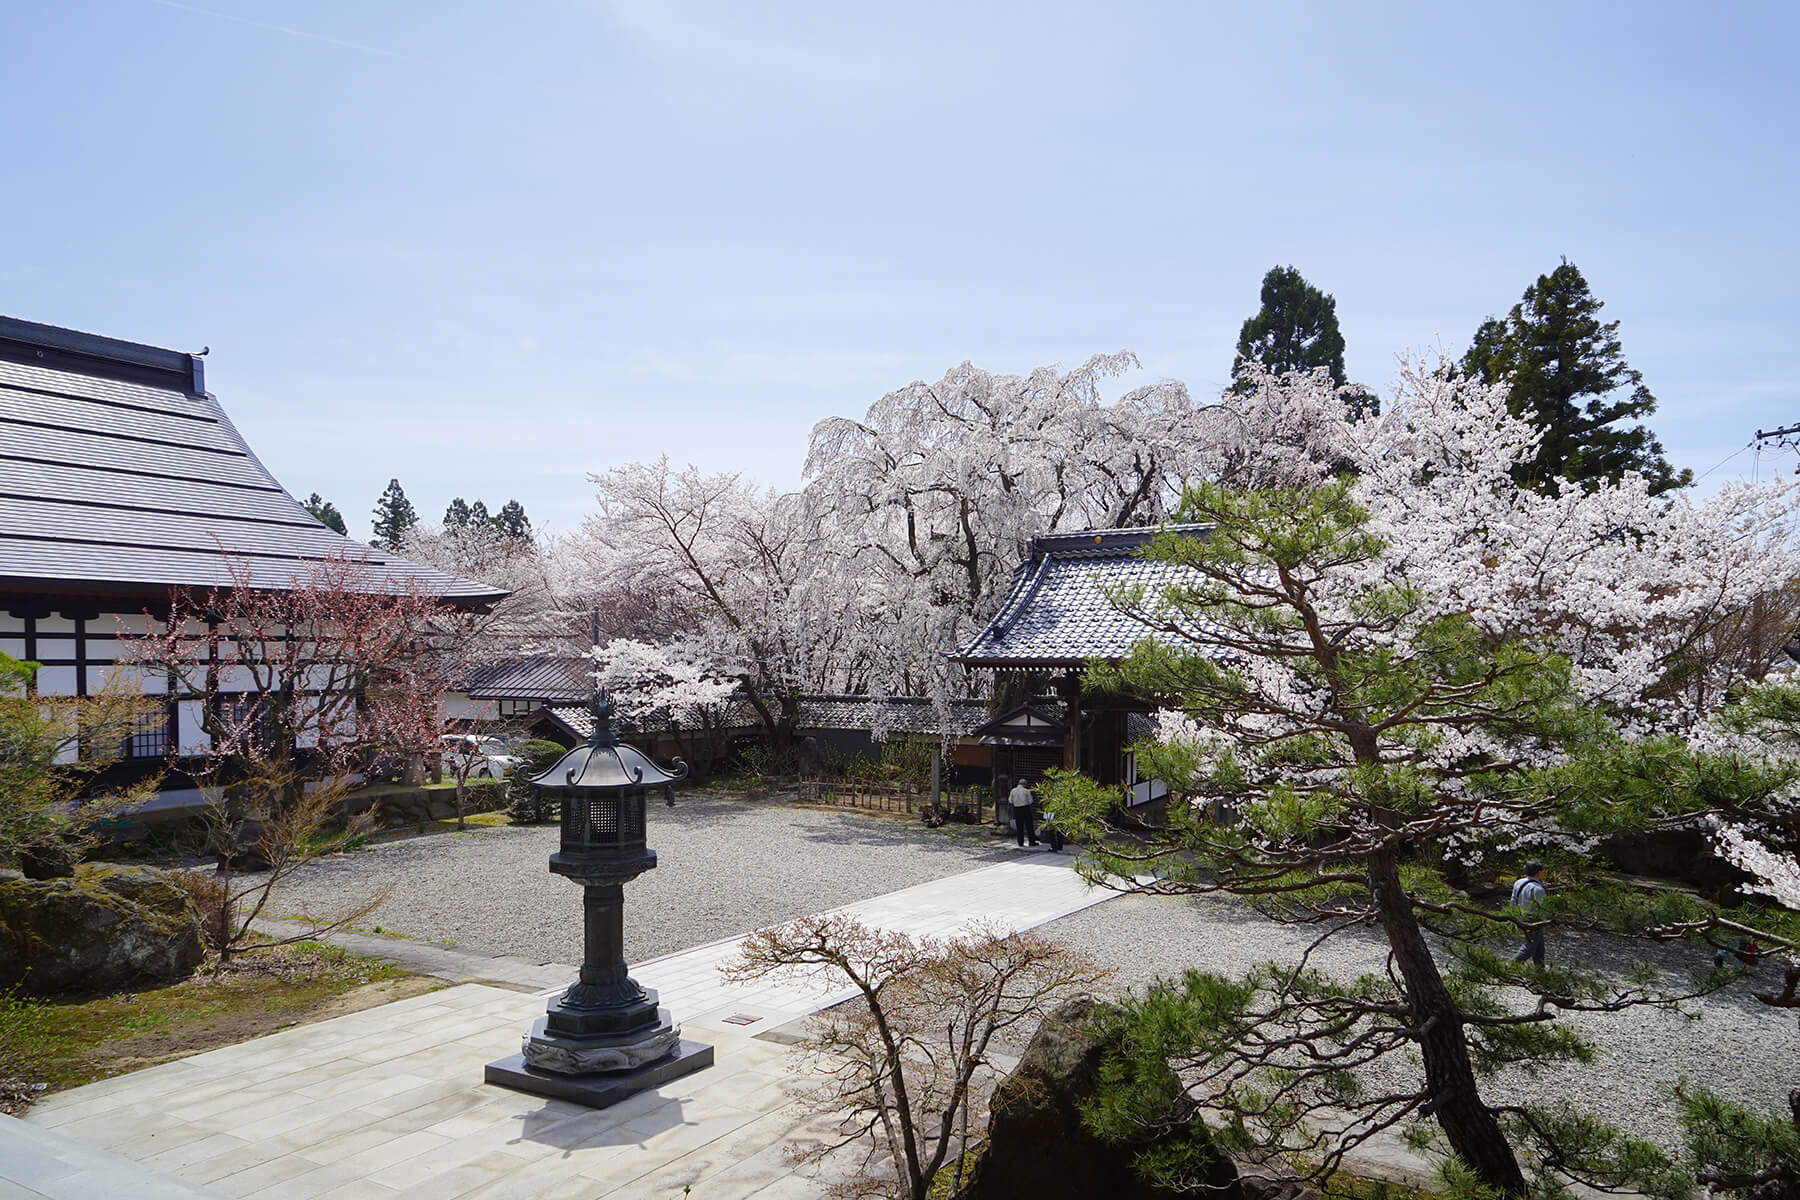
[124, 705, 170, 759]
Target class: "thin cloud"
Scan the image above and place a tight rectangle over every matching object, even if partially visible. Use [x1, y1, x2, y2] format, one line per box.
[147, 0, 401, 58]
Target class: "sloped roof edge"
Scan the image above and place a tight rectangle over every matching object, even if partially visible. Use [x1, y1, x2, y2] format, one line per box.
[951, 524, 1210, 666]
[0, 316, 505, 609]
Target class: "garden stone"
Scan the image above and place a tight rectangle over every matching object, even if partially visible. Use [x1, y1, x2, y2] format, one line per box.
[0, 863, 204, 995]
[959, 995, 1241, 1200]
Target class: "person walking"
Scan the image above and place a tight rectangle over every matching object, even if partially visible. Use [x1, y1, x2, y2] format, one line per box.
[1008, 778, 1040, 848]
[1510, 861, 1548, 967]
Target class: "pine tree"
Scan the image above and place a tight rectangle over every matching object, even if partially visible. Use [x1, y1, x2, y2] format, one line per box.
[495, 499, 532, 541]
[370, 479, 418, 551]
[443, 497, 472, 529]
[303, 493, 347, 535]
[1233, 265, 1375, 415]
[468, 500, 490, 529]
[1040, 360, 1798, 1198]
[1462, 258, 1691, 495]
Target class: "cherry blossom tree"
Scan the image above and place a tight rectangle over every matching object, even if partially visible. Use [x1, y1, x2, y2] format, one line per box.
[123, 554, 462, 809]
[801, 352, 1219, 697]
[1049, 356, 1800, 1197]
[588, 637, 741, 772]
[402, 520, 568, 639]
[120, 553, 467, 959]
[579, 457, 870, 745]
[576, 355, 1232, 723]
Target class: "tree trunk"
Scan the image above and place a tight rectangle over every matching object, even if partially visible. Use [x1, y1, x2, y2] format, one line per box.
[1368, 849, 1526, 1196]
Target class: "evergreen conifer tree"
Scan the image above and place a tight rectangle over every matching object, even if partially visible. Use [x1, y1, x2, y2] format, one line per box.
[303, 493, 347, 535]
[370, 479, 418, 550]
[1233, 265, 1376, 415]
[1462, 258, 1691, 495]
[443, 497, 472, 529]
[495, 499, 531, 541]
[468, 499, 490, 528]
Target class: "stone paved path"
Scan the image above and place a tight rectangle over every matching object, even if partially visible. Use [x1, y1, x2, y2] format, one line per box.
[9, 854, 1116, 1199]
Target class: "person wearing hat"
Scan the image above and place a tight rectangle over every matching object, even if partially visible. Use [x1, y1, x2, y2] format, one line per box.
[1510, 861, 1548, 967]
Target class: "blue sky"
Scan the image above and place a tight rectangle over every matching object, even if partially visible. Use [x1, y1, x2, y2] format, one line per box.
[6, 2, 1796, 539]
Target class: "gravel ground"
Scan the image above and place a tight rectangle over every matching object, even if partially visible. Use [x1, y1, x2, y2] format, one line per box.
[271, 796, 1014, 965]
[1038, 888, 1798, 1153]
[274, 799, 1794, 1151]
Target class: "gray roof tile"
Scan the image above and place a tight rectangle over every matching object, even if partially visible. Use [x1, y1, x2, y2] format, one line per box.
[952, 525, 1209, 666]
[798, 695, 989, 736]
[467, 657, 589, 701]
[0, 318, 503, 605]
[542, 694, 990, 740]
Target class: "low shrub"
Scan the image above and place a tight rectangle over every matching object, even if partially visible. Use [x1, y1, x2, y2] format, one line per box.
[168, 867, 229, 952]
[506, 739, 570, 824]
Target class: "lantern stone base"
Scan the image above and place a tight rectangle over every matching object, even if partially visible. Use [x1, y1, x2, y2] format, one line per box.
[485, 1037, 715, 1110]
[521, 1014, 681, 1074]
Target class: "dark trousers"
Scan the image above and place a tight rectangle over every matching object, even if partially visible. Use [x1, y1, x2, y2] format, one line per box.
[1014, 805, 1038, 846]
[1512, 929, 1545, 967]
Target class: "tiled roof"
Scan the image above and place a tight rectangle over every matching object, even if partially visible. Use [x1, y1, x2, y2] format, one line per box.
[543, 700, 760, 741]
[952, 525, 1209, 666]
[798, 695, 989, 736]
[971, 701, 1065, 746]
[466, 656, 589, 701]
[544, 694, 990, 740]
[0, 316, 505, 606]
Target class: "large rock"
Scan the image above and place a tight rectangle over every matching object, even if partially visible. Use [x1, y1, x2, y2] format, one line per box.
[959, 995, 1241, 1200]
[0, 863, 205, 995]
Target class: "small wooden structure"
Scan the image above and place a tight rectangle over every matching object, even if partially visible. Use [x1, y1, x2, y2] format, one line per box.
[952, 526, 1206, 813]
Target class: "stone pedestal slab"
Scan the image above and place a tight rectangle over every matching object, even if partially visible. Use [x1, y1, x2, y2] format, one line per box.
[484, 1039, 715, 1109]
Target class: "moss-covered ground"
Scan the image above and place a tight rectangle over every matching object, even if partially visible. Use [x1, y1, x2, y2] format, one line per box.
[0, 940, 440, 1115]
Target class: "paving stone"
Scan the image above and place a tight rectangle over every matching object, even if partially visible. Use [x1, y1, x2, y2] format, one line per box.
[9, 860, 1130, 1199]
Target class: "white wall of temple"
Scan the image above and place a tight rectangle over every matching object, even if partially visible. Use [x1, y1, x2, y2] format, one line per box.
[1, 604, 329, 760]
[177, 699, 211, 755]
[7, 601, 472, 769]
[442, 692, 499, 722]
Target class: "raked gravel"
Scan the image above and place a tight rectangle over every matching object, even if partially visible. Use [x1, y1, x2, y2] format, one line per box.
[1036, 887, 1797, 1153]
[271, 794, 1014, 966]
[273, 798, 1792, 1151]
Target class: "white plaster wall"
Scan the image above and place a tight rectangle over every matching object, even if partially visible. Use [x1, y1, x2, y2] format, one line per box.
[34, 666, 77, 696]
[35, 638, 75, 661]
[442, 693, 498, 722]
[177, 700, 212, 755]
[108, 613, 153, 637]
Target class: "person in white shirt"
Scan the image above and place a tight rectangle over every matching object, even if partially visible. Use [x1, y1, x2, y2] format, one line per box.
[1509, 861, 1548, 966]
[1007, 778, 1040, 848]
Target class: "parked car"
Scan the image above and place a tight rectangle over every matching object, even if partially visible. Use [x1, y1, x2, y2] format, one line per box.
[439, 734, 522, 779]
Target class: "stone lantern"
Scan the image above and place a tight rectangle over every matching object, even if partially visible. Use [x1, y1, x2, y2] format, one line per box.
[485, 670, 713, 1107]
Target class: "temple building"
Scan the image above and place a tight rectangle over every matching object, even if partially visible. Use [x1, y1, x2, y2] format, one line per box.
[952, 525, 1210, 817]
[0, 315, 503, 800]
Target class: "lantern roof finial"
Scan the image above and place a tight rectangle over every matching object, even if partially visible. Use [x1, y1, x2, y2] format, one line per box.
[586, 608, 621, 750]
[528, 609, 690, 792]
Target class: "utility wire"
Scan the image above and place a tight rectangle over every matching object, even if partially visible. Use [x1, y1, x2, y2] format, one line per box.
[1694, 441, 1754, 484]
